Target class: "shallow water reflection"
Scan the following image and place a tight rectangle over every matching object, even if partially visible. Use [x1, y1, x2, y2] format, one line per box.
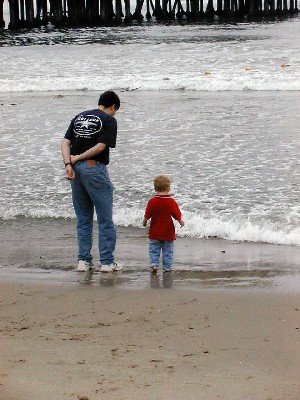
[0, 264, 299, 291]
[77, 269, 94, 284]
[77, 269, 125, 286]
[149, 271, 174, 289]
[120, 267, 300, 290]
[100, 270, 124, 287]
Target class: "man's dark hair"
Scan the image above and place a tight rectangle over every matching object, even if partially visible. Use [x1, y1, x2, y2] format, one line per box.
[98, 90, 120, 110]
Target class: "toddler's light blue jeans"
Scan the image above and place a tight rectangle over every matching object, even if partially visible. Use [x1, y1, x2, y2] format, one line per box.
[149, 240, 174, 270]
[71, 161, 116, 265]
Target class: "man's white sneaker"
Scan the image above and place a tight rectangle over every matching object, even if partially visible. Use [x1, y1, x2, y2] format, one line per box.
[100, 262, 123, 273]
[77, 260, 94, 272]
[112, 262, 123, 271]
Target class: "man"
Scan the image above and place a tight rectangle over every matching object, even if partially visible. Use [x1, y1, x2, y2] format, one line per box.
[61, 90, 122, 273]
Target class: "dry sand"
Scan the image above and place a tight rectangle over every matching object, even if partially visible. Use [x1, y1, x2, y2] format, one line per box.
[1, 283, 300, 400]
[1, 217, 300, 399]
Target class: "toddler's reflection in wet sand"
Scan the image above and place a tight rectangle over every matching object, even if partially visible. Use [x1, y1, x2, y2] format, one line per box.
[150, 271, 174, 289]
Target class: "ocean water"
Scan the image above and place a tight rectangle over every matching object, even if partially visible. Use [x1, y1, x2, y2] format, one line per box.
[0, 18, 299, 247]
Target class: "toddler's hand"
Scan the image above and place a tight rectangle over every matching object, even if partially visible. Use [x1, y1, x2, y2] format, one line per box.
[142, 218, 148, 227]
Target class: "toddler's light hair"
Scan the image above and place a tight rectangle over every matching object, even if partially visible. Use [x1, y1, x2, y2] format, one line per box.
[153, 175, 171, 192]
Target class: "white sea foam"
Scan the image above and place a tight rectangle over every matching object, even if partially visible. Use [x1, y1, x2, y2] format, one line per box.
[180, 212, 300, 246]
[0, 71, 299, 92]
[1, 205, 299, 246]
[113, 207, 300, 246]
[0, 206, 73, 220]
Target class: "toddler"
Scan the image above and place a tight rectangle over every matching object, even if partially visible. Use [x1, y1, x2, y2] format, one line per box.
[143, 175, 184, 273]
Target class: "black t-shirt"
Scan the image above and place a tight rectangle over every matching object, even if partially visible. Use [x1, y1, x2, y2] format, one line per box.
[64, 109, 117, 165]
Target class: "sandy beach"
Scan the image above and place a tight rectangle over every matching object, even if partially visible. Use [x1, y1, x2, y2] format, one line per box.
[1, 217, 300, 399]
[1, 282, 300, 400]
[1, 13, 300, 400]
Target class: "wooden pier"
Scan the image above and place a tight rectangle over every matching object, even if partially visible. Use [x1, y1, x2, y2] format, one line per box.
[1, 0, 298, 29]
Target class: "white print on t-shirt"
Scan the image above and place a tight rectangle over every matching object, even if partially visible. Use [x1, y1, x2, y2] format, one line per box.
[74, 115, 103, 137]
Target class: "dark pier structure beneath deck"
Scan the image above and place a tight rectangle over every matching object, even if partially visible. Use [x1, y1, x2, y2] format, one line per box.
[1, 0, 298, 29]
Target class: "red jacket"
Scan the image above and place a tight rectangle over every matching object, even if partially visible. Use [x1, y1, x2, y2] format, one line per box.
[144, 195, 182, 241]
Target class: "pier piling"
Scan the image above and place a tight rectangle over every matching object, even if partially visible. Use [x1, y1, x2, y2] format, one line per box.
[2, 0, 299, 29]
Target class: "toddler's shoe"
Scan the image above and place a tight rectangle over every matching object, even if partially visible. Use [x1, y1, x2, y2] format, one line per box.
[150, 265, 158, 273]
[77, 260, 94, 272]
[163, 267, 173, 273]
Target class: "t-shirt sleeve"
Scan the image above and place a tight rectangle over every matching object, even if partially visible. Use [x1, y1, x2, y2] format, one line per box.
[144, 200, 153, 219]
[171, 199, 182, 221]
[97, 117, 117, 148]
[64, 117, 76, 140]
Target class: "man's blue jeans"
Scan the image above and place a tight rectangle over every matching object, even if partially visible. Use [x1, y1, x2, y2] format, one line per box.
[71, 161, 116, 265]
[149, 240, 174, 270]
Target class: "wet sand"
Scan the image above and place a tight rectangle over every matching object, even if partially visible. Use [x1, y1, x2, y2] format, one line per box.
[1, 217, 300, 290]
[1, 217, 300, 399]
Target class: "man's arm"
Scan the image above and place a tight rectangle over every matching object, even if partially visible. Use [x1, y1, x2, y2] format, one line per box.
[70, 143, 107, 164]
[61, 138, 75, 180]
